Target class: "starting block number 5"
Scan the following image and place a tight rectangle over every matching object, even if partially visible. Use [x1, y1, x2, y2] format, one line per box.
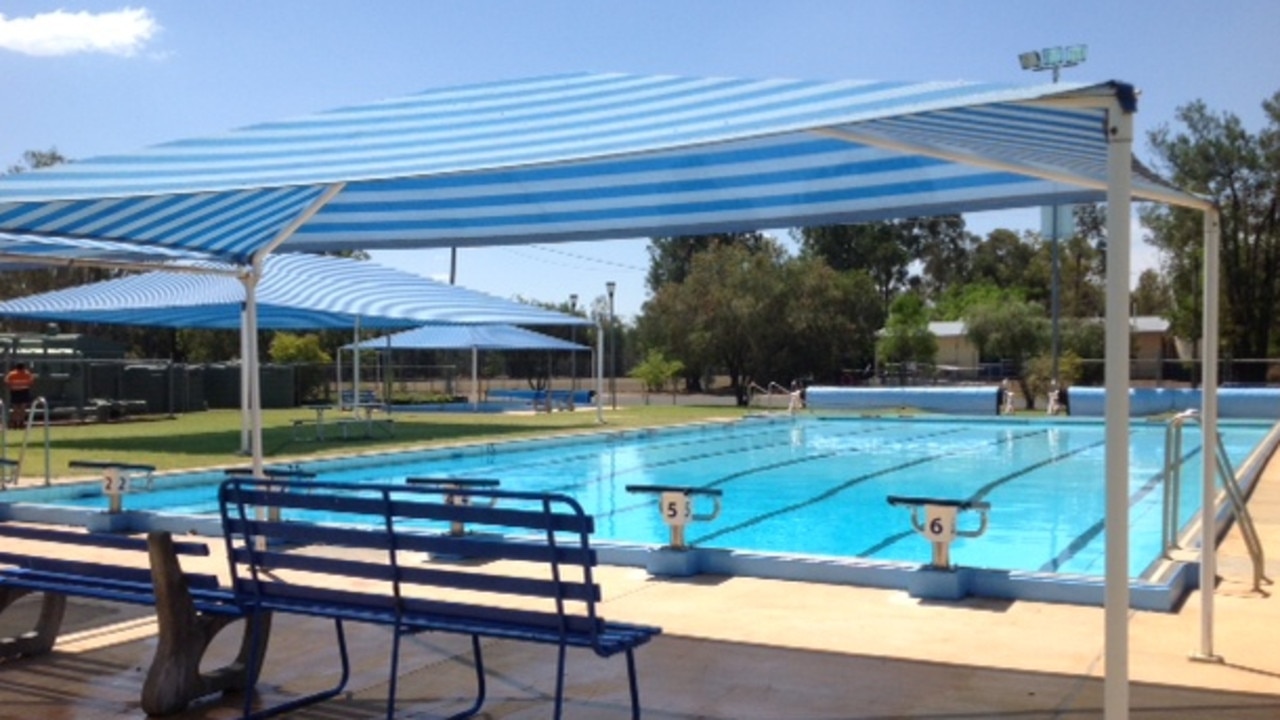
[661, 491, 692, 527]
[924, 504, 958, 540]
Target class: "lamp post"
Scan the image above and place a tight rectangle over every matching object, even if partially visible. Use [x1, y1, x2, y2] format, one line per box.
[606, 281, 617, 410]
[569, 293, 578, 395]
[1021, 44, 1086, 386]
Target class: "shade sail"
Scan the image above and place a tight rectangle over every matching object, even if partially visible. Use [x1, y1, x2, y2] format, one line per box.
[0, 253, 587, 329]
[0, 73, 1201, 263]
[0, 231, 222, 271]
[346, 324, 587, 351]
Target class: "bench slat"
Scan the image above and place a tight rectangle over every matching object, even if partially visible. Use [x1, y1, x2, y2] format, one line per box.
[237, 581, 603, 637]
[222, 485, 592, 533]
[229, 549, 600, 602]
[0, 524, 211, 555]
[0, 553, 155, 587]
[224, 518, 596, 566]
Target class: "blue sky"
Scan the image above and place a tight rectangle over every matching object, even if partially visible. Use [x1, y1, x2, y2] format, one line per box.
[3, 1, 1277, 320]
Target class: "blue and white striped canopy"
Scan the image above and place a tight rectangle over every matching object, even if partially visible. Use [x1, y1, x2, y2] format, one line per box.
[0, 253, 586, 329]
[0, 231, 220, 270]
[346, 324, 587, 352]
[0, 73, 1198, 263]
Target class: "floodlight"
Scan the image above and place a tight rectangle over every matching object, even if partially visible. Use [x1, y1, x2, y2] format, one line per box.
[1018, 51, 1041, 70]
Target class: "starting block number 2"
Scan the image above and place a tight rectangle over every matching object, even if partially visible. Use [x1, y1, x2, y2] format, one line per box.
[102, 470, 129, 495]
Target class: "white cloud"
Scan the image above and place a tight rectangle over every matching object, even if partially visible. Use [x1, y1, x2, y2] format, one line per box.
[0, 7, 158, 57]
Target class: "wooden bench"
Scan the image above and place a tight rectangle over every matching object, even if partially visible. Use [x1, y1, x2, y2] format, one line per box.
[219, 476, 661, 719]
[0, 522, 268, 716]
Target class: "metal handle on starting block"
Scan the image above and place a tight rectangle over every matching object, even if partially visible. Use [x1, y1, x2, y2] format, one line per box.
[626, 484, 723, 549]
[887, 495, 991, 569]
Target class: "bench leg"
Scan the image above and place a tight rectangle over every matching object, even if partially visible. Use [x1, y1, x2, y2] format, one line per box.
[0, 587, 67, 660]
[240, 616, 350, 720]
[141, 532, 274, 716]
[625, 648, 641, 720]
[436, 633, 486, 720]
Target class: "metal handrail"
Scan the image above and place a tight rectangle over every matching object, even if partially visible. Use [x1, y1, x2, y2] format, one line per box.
[1164, 410, 1269, 592]
[7, 397, 51, 487]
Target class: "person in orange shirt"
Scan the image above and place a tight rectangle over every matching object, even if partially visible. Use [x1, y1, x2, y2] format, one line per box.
[4, 363, 35, 429]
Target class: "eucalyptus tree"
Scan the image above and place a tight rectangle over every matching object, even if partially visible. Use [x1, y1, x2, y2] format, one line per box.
[644, 231, 773, 292]
[1142, 93, 1280, 382]
[964, 297, 1050, 408]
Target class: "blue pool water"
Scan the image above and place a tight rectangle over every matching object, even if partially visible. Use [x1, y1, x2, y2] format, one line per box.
[16, 416, 1273, 579]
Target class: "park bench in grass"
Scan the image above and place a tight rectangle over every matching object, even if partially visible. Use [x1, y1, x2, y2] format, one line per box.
[219, 476, 662, 719]
[0, 522, 267, 716]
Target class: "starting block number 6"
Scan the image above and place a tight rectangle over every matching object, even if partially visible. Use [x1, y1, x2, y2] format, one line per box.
[661, 492, 692, 527]
[924, 505, 957, 540]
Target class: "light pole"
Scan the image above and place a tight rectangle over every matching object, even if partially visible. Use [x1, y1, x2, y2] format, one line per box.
[569, 293, 578, 395]
[1021, 44, 1086, 385]
[606, 281, 616, 410]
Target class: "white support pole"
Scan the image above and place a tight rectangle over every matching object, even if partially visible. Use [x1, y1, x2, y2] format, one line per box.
[595, 320, 605, 424]
[1103, 101, 1134, 720]
[243, 265, 265, 476]
[1196, 209, 1223, 661]
[471, 346, 479, 411]
[335, 347, 343, 409]
[239, 301, 251, 455]
[352, 317, 362, 412]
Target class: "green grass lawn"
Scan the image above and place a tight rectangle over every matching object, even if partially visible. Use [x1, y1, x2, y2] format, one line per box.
[4, 404, 752, 483]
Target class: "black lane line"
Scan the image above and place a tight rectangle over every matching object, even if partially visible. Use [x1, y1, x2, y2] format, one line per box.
[403, 421, 788, 476]
[1037, 443, 1203, 573]
[588, 425, 972, 523]
[688, 427, 1047, 547]
[854, 434, 1104, 558]
[543, 421, 897, 497]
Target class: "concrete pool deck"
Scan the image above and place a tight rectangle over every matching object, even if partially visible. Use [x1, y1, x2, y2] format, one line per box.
[0, 451, 1277, 717]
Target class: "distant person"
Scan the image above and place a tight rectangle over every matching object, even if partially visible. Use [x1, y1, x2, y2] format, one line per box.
[4, 363, 35, 429]
[1047, 382, 1070, 416]
[998, 378, 1016, 415]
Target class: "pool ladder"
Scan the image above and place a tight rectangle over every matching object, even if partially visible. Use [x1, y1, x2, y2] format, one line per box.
[1163, 410, 1269, 592]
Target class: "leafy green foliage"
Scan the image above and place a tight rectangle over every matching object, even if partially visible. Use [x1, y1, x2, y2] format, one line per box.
[630, 349, 684, 403]
[1143, 93, 1280, 380]
[877, 293, 937, 368]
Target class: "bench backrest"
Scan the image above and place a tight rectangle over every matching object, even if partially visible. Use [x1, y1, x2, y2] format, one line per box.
[218, 478, 606, 643]
[0, 522, 220, 596]
[339, 389, 380, 405]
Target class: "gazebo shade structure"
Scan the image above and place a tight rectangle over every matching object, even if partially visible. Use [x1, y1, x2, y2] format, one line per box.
[343, 324, 591, 411]
[345, 324, 587, 352]
[0, 73, 1223, 712]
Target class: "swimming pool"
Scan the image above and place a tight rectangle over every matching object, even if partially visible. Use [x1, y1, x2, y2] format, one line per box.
[12, 415, 1273, 585]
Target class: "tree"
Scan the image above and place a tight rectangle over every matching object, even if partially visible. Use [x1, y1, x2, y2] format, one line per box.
[1142, 93, 1280, 382]
[1131, 269, 1172, 316]
[968, 228, 1037, 290]
[629, 349, 684, 404]
[964, 298, 1049, 407]
[877, 293, 937, 383]
[644, 232, 773, 292]
[269, 332, 333, 401]
[797, 221, 918, 314]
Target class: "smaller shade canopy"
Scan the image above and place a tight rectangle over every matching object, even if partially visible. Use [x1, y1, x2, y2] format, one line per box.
[0, 253, 588, 330]
[0, 231, 220, 271]
[345, 324, 588, 351]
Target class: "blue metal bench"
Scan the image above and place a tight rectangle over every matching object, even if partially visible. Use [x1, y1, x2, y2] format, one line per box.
[219, 477, 661, 719]
[0, 522, 265, 715]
